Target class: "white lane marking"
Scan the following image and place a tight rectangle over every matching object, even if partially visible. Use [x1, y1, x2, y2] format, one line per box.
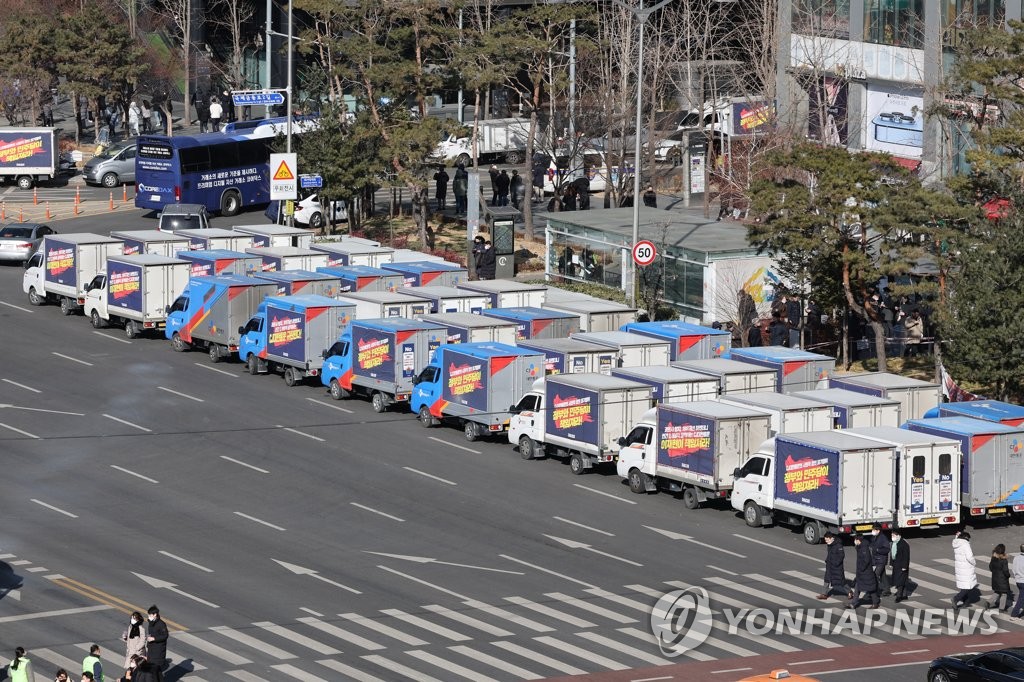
[26, 566, 48, 573]
[553, 516, 614, 536]
[544, 592, 636, 624]
[491, 640, 586, 676]
[2, 379, 40, 393]
[220, 455, 269, 474]
[405, 650, 492, 682]
[158, 550, 214, 573]
[576, 631, 670, 666]
[791, 659, 835, 665]
[362, 655, 444, 682]
[711, 668, 753, 675]
[338, 612, 429, 647]
[422, 604, 514, 638]
[103, 413, 152, 432]
[51, 352, 93, 366]
[316, 659, 387, 682]
[585, 587, 653, 613]
[93, 331, 132, 344]
[377, 565, 471, 601]
[965, 642, 1004, 648]
[0, 605, 110, 623]
[504, 595, 597, 629]
[350, 502, 405, 522]
[277, 425, 325, 442]
[297, 616, 386, 651]
[9, 560, 29, 565]
[0, 422, 39, 439]
[403, 466, 456, 486]
[157, 386, 204, 402]
[30, 647, 79, 672]
[448, 645, 543, 680]
[226, 671, 265, 682]
[891, 649, 931, 655]
[572, 483, 637, 504]
[0, 300, 33, 313]
[175, 632, 251, 665]
[733, 533, 816, 560]
[381, 608, 471, 642]
[706, 564, 738, 576]
[251, 622, 340, 655]
[533, 635, 632, 671]
[110, 465, 158, 484]
[618, 626, 716, 662]
[307, 397, 353, 413]
[427, 436, 481, 454]
[234, 511, 286, 531]
[462, 599, 554, 633]
[500, 554, 593, 587]
[271, 663, 323, 681]
[632, 677, 675, 682]
[30, 499, 77, 518]
[299, 607, 323, 617]
[194, 362, 237, 377]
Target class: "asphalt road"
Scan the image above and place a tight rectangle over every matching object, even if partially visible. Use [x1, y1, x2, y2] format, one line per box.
[0, 205, 1020, 682]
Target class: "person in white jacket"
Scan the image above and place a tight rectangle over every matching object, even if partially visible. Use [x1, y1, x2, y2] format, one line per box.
[1010, 545, 1024, 618]
[952, 530, 979, 610]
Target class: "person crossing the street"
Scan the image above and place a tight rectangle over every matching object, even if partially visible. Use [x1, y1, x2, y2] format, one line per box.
[817, 531, 850, 600]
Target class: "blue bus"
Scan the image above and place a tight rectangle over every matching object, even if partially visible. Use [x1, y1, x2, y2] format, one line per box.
[134, 116, 317, 216]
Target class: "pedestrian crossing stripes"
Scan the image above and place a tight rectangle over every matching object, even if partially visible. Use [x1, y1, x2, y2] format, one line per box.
[19, 558, 1021, 681]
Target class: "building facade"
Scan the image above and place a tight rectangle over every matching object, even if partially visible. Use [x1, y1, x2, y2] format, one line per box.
[777, 0, 1022, 179]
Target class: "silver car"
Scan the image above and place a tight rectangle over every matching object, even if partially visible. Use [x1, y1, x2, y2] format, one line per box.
[83, 141, 136, 188]
[0, 223, 55, 265]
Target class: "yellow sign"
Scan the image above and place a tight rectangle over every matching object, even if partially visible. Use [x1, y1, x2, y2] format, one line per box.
[273, 160, 295, 181]
[284, 200, 294, 216]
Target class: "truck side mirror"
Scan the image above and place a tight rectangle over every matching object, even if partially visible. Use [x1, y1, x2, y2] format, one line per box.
[321, 349, 329, 359]
[238, 325, 245, 334]
[165, 305, 170, 314]
[617, 436, 627, 447]
[509, 404, 520, 414]
[733, 467, 743, 479]
[411, 375, 421, 385]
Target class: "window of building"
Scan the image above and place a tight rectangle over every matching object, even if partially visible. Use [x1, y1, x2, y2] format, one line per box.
[943, 0, 1005, 48]
[864, 0, 926, 49]
[792, 0, 851, 39]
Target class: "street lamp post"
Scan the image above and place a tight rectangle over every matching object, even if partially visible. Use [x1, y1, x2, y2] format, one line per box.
[610, 0, 673, 308]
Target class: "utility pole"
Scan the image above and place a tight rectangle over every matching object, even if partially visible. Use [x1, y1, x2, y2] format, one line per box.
[265, 0, 273, 119]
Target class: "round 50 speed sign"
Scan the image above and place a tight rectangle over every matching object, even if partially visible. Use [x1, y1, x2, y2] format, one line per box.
[632, 240, 657, 266]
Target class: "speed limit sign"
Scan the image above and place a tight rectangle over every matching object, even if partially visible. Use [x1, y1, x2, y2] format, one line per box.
[632, 240, 657, 266]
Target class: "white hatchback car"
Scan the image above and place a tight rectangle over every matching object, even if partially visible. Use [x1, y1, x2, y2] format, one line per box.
[266, 192, 347, 229]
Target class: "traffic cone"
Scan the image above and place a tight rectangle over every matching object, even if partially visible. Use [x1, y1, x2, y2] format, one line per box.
[1, 201, 5, 221]
[33, 187, 38, 205]
[74, 201, 79, 216]
[122, 185, 128, 203]
[45, 201, 51, 219]
[109, 191, 114, 211]
[19, 206, 23, 222]
[75, 186, 80, 205]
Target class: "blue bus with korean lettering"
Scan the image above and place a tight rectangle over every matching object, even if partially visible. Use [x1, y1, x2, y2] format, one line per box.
[134, 116, 316, 216]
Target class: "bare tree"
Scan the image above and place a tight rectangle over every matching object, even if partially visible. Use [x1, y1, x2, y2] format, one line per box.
[153, 0, 192, 134]
[208, 0, 256, 94]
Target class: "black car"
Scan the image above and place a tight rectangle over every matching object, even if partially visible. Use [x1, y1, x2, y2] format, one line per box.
[929, 647, 1024, 681]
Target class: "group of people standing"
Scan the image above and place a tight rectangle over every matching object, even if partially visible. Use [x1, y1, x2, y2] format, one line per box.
[8, 606, 169, 682]
[191, 90, 234, 133]
[432, 164, 469, 214]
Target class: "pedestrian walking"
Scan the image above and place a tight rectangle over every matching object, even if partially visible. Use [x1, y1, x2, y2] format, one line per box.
[849, 534, 880, 609]
[870, 523, 892, 597]
[495, 169, 511, 207]
[82, 644, 104, 682]
[433, 167, 449, 209]
[141, 100, 152, 133]
[904, 310, 924, 356]
[476, 240, 496, 280]
[122, 611, 147, 669]
[531, 153, 547, 202]
[510, 170, 525, 210]
[891, 529, 911, 602]
[119, 655, 140, 682]
[82, 673, 94, 682]
[208, 97, 223, 131]
[146, 605, 168, 681]
[197, 97, 210, 134]
[126, 656, 159, 682]
[990, 544, 1014, 611]
[817, 531, 850, 600]
[1009, 545, 1024, 618]
[952, 530, 979, 610]
[43, 102, 54, 127]
[8, 647, 33, 682]
[128, 101, 141, 138]
[55, 668, 70, 682]
[488, 165, 500, 205]
[453, 164, 468, 214]
[222, 90, 236, 122]
[643, 185, 657, 208]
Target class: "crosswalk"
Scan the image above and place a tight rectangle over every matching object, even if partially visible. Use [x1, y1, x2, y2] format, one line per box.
[12, 557, 1021, 681]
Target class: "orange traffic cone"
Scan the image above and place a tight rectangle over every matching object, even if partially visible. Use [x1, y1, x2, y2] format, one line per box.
[1, 201, 5, 221]
[75, 186, 81, 205]
[45, 201, 51, 219]
[74, 202, 79, 216]
[109, 191, 114, 211]
[122, 185, 128, 203]
[33, 187, 38, 205]
[19, 206, 23, 222]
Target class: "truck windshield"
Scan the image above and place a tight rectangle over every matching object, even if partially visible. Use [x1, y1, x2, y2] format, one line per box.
[622, 426, 652, 446]
[515, 394, 540, 412]
[168, 296, 188, 314]
[325, 341, 346, 358]
[242, 317, 262, 334]
[417, 366, 439, 384]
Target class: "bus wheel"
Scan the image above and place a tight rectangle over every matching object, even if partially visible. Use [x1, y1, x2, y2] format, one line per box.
[220, 190, 242, 216]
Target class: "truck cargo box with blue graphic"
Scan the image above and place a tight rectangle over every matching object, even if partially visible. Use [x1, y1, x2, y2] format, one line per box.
[519, 338, 617, 376]
[938, 400, 1024, 427]
[381, 260, 467, 288]
[310, 241, 394, 267]
[406, 285, 490, 314]
[621, 320, 731, 361]
[730, 346, 834, 393]
[316, 265, 402, 293]
[177, 228, 253, 252]
[793, 388, 902, 429]
[253, 270, 341, 297]
[245, 246, 330, 273]
[111, 230, 190, 257]
[175, 249, 261, 277]
[611, 365, 720, 403]
[829, 372, 941, 421]
[480, 306, 579, 340]
[164, 274, 277, 354]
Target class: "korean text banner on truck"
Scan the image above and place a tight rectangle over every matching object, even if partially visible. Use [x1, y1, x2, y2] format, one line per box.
[355, 331, 396, 383]
[545, 386, 600, 443]
[442, 350, 488, 410]
[0, 131, 52, 168]
[657, 410, 717, 479]
[108, 262, 144, 312]
[45, 239, 77, 287]
[267, 304, 306, 361]
[774, 440, 839, 513]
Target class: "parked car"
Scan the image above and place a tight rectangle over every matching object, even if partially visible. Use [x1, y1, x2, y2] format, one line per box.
[928, 648, 1024, 682]
[265, 190, 347, 230]
[0, 222, 55, 265]
[82, 141, 136, 188]
[156, 203, 210, 232]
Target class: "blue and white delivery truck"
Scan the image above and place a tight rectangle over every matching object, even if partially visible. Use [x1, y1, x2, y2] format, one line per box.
[175, 249, 262, 278]
[620, 320, 731, 361]
[253, 270, 342, 297]
[480, 306, 580, 341]
[316, 265, 403, 293]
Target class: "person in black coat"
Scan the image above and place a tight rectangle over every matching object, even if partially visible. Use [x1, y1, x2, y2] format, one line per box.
[476, 240, 496, 280]
[145, 606, 168, 680]
[746, 318, 763, 347]
[769, 312, 788, 346]
[849, 534, 880, 609]
[990, 544, 1014, 611]
[870, 523, 892, 597]
[818, 532, 850, 600]
[495, 169, 511, 206]
[891, 530, 911, 603]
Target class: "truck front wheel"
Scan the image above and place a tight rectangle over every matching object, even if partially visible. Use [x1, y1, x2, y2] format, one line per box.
[744, 501, 763, 528]
[90, 310, 104, 329]
[505, 150, 523, 165]
[329, 379, 349, 400]
[803, 520, 825, 545]
[418, 406, 436, 428]
[569, 453, 587, 475]
[171, 332, 188, 352]
[246, 355, 259, 375]
[519, 435, 537, 460]
[682, 487, 700, 510]
[628, 469, 649, 494]
[27, 287, 44, 306]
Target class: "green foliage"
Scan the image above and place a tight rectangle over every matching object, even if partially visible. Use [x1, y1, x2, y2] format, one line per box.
[0, 9, 58, 123]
